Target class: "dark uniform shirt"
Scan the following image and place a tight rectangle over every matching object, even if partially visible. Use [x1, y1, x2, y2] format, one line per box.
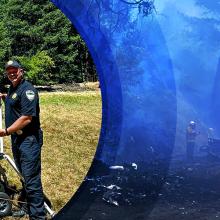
[5, 79, 40, 135]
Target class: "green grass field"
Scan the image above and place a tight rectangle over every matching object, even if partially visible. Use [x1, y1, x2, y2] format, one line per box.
[2, 91, 102, 218]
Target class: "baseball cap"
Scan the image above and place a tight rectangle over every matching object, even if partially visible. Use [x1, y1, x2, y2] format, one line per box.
[5, 60, 21, 70]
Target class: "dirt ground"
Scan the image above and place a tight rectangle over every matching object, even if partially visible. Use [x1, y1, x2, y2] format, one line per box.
[60, 157, 220, 220]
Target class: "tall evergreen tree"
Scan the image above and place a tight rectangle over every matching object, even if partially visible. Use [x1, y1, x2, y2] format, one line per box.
[0, 0, 97, 85]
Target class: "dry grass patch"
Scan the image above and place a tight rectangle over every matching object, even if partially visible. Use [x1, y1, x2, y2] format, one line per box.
[2, 91, 102, 219]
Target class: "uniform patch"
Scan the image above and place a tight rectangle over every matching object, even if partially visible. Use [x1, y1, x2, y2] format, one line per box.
[25, 90, 35, 101]
[12, 93, 17, 99]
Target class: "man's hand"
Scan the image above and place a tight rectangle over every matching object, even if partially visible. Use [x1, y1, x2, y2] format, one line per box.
[0, 93, 7, 101]
[0, 129, 7, 137]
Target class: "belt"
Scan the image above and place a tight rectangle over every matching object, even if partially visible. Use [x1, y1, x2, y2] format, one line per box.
[14, 130, 37, 136]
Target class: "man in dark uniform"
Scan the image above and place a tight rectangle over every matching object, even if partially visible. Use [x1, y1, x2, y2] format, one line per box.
[0, 60, 46, 219]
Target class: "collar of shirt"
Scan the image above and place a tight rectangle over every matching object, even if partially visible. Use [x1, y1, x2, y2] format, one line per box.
[9, 79, 25, 93]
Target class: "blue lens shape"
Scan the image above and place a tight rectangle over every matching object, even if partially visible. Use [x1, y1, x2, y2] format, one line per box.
[51, 1, 220, 219]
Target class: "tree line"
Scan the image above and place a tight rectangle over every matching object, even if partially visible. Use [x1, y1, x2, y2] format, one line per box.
[0, 0, 97, 85]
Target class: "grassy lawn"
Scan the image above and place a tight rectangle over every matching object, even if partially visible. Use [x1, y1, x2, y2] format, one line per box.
[2, 91, 102, 218]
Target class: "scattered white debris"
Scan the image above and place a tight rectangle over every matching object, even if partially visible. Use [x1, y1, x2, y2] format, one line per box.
[179, 207, 185, 210]
[104, 184, 121, 190]
[109, 165, 124, 170]
[102, 197, 119, 206]
[112, 200, 119, 206]
[132, 163, 138, 170]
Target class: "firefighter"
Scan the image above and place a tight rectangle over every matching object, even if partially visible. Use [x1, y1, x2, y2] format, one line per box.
[186, 121, 198, 161]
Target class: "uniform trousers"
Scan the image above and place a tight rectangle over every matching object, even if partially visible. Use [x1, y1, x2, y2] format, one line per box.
[11, 130, 45, 220]
[186, 141, 195, 162]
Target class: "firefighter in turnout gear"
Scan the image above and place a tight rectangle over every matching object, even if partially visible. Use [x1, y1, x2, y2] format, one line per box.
[186, 121, 199, 161]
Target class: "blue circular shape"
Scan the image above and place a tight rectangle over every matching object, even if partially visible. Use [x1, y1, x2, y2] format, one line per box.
[51, 0, 177, 219]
